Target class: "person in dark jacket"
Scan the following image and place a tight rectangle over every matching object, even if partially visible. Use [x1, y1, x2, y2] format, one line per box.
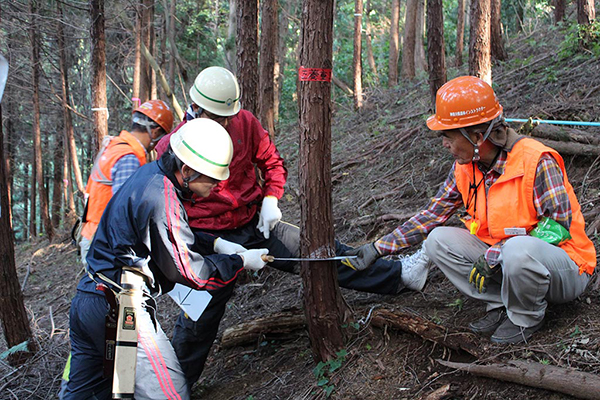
[64, 118, 269, 400]
[154, 66, 431, 387]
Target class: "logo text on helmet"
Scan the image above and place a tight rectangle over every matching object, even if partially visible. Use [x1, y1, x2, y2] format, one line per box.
[450, 106, 485, 117]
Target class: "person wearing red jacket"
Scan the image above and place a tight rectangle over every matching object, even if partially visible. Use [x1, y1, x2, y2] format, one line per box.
[155, 66, 431, 387]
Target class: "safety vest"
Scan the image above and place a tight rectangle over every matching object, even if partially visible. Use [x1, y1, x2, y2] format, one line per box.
[455, 137, 596, 275]
[81, 131, 147, 240]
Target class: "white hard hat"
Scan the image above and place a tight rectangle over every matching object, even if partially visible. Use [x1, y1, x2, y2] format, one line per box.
[189, 66, 241, 117]
[170, 118, 233, 180]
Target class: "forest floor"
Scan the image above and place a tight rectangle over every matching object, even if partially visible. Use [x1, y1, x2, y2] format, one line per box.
[2, 22, 600, 400]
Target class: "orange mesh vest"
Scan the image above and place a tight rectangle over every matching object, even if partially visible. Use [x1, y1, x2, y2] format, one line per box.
[454, 138, 596, 275]
[81, 131, 147, 239]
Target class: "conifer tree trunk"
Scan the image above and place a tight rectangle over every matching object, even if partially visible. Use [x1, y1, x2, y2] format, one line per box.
[133, 2, 142, 109]
[298, 0, 348, 363]
[353, 0, 364, 110]
[402, 0, 418, 79]
[554, 0, 565, 24]
[30, 0, 53, 242]
[225, 0, 237, 71]
[577, 0, 595, 24]
[364, 0, 379, 84]
[259, 0, 278, 139]
[51, 132, 64, 229]
[57, 0, 84, 211]
[427, 0, 447, 106]
[0, 101, 39, 366]
[469, 0, 492, 83]
[388, 0, 400, 86]
[90, 0, 108, 151]
[455, 0, 466, 67]
[237, 0, 259, 115]
[491, 0, 507, 61]
[415, 0, 428, 73]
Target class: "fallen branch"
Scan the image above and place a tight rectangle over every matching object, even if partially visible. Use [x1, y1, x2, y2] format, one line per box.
[421, 384, 454, 400]
[221, 310, 306, 348]
[437, 359, 600, 400]
[371, 309, 481, 357]
[528, 124, 600, 146]
[535, 137, 600, 156]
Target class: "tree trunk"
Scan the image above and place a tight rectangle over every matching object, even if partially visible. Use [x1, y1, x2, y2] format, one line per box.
[414, 0, 427, 73]
[141, 0, 155, 102]
[554, 0, 565, 24]
[298, 0, 349, 363]
[133, 2, 142, 109]
[577, 0, 595, 24]
[51, 130, 64, 229]
[29, 159, 36, 239]
[364, 0, 379, 84]
[30, 0, 54, 242]
[388, 0, 400, 86]
[259, 0, 278, 139]
[57, 0, 83, 215]
[90, 0, 108, 152]
[225, 0, 237, 72]
[469, 0, 492, 84]
[353, 0, 364, 110]
[490, 0, 507, 61]
[402, 0, 418, 79]
[426, 0, 447, 107]
[0, 103, 39, 366]
[237, 0, 259, 115]
[516, 0, 524, 32]
[455, 0, 466, 67]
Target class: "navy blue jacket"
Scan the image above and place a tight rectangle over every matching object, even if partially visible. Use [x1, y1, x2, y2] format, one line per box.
[77, 154, 244, 296]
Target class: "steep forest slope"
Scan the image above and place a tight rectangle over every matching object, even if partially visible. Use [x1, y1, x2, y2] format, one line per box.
[2, 23, 600, 400]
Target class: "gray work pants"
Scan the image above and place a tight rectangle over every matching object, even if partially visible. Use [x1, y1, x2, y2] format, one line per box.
[425, 227, 590, 328]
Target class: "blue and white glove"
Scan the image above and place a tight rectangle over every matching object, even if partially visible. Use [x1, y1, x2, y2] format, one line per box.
[257, 196, 282, 239]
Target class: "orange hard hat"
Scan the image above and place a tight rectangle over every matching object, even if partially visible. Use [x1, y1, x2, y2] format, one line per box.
[134, 100, 174, 133]
[426, 76, 503, 131]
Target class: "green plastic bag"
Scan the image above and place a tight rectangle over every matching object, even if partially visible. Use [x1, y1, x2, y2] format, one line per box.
[530, 217, 571, 245]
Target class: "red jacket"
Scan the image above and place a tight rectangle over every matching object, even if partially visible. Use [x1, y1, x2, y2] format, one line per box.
[155, 109, 287, 230]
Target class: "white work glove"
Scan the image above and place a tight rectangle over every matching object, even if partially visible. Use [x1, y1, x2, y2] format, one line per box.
[214, 237, 247, 254]
[257, 196, 282, 239]
[239, 249, 269, 271]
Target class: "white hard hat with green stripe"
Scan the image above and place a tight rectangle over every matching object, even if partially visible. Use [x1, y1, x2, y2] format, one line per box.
[170, 118, 233, 180]
[189, 66, 241, 117]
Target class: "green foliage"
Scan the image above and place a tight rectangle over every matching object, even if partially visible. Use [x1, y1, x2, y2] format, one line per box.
[559, 21, 600, 59]
[446, 298, 464, 311]
[570, 325, 582, 337]
[312, 349, 348, 398]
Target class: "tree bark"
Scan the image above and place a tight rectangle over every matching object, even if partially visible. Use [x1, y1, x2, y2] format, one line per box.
[371, 309, 481, 357]
[402, 0, 418, 79]
[299, 0, 349, 363]
[353, 0, 364, 110]
[221, 310, 306, 348]
[57, 0, 83, 215]
[364, 0, 379, 84]
[426, 0, 447, 107]
[438, 359, 600, 400]
[388, 0, 400, 86]
[490, 0, 507, 61]
[577, 0, 596, 24]
[414, 0, 428, 73]
[469, 0, 492, 84]
[259, 0, 278, 139]
[133, 2, 142, 109]
[90, 0, 108, 152]
[237, 0, 259, 115]
[30, 0, 54, 242]
[0, 66, 38, 370]
[455, 0, 465, 67]
[553, 0, 565, 24]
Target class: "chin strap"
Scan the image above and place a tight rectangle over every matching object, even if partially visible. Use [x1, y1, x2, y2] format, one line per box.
[459, 115, 503, 162]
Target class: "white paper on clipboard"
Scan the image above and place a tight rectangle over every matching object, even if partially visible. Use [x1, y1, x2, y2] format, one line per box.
[168, 283, 212, 321]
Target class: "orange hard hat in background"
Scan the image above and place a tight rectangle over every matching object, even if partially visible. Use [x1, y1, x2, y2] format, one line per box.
[134, 100, 174, 133]
[426, 76, 503, 131]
